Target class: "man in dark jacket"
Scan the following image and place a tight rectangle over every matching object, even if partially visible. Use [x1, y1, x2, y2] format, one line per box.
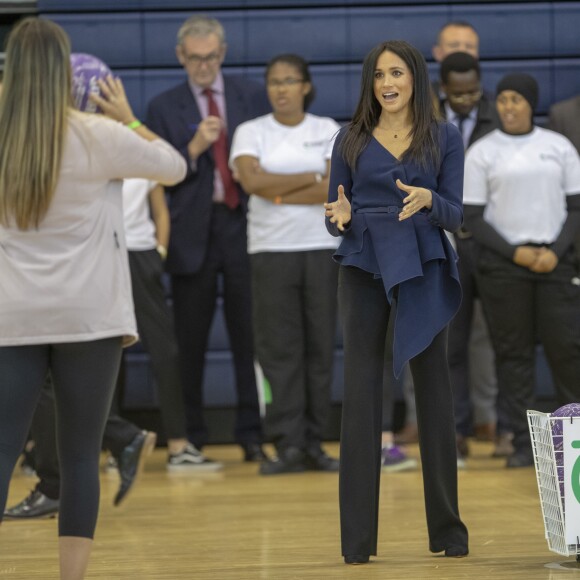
[438, 52, 512, 464]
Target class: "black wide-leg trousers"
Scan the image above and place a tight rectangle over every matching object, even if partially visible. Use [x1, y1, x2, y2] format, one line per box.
[338, 265, 468, 557]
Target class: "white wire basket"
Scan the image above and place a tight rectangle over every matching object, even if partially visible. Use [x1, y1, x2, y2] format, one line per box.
[527, 410, 580, 559]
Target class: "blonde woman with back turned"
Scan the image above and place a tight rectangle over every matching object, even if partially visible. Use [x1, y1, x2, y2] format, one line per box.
[0, 18, 186, 579]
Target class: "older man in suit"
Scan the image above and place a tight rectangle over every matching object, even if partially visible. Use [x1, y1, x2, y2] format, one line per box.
[146, 15, 269, 464]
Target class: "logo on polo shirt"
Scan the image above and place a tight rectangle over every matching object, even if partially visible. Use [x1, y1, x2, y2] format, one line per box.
[303, 140, 327, 148]
[539, 152, 560, 163]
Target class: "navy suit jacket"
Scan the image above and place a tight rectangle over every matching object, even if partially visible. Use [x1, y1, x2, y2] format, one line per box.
[146, 76, 269, 274]
[439, 94, 501, 148]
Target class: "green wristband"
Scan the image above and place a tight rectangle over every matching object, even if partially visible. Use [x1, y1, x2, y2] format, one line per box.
[126, 120, 142, 130]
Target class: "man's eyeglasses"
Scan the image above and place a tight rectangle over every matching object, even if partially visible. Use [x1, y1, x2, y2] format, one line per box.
[182, 52, 221, 66]
[267, 78, 305, 88]
[447, 90, 483, 104]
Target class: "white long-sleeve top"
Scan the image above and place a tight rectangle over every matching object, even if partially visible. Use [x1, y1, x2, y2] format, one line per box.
[0, 111, 186, 347]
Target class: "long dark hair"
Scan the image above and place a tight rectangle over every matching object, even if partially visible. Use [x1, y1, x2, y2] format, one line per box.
[265, 53, 316, 111]
[340, 40, 440, 171]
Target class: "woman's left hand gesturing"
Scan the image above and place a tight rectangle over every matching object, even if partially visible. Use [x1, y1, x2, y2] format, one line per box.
[397, 179, 432, 221]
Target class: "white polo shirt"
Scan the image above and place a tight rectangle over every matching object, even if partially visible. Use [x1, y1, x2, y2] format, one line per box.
[464, 127, 580, 245]
[230, 113, 340, 254]
[122, 178, 157, 251]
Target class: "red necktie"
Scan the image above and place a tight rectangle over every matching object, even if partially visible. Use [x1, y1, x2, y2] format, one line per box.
[203, 88, 239, 209]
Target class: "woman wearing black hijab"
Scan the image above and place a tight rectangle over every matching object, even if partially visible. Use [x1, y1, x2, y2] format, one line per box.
[463, 73, 580, 468]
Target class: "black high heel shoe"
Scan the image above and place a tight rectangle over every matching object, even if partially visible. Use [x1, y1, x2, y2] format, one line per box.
[344, 554, 370, 565]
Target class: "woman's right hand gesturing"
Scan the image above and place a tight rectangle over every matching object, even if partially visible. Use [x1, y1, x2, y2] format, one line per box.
[324, 185, 351, 232]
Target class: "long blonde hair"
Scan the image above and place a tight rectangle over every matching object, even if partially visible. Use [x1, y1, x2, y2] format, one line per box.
[0, 17, 72, 230]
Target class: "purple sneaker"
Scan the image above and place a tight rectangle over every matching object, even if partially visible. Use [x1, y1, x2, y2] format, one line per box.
[381, 445, 418, 473]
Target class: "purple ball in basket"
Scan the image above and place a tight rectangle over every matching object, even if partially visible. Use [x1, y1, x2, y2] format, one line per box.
[70, 53, 112, 114]
[551, 404, 580, 501]
[551, 402, 580, 455]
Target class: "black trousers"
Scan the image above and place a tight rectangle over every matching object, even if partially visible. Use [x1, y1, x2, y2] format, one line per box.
[129, 250, 187, 440]
[448, 237, 510, 436]
[476, 247, 580, 451]
[31, 375, 142, 501]
[171, 205, 262, 447]
[338, 266, 468, 556]
[251, 250, 338, 451]
[0, 338, 122, 538]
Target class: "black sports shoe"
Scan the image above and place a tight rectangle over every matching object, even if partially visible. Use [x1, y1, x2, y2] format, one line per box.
[4, 489, 59, 519]
[241, 443, 269, 463]
[114, 430, 156, 506]
[304, 446, 339, 472]
[259, 447, 306, 475]
[167, 443, 223, 472]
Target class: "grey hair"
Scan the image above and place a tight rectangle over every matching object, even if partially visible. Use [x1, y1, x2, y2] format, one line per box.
[177, 15, 225, 46]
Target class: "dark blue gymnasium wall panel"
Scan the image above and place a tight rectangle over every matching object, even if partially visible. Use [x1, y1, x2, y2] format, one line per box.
[143, 12, 247, 67]
[553, 59, 580, 104]
[553, 3, 580, 56]
[348, 7, 450, 62]
[141, 0, 249, 8]
[38, 0, 141, 10]
[45, 13, 142, 67]
[450, 4, 552, 59]
[246, 8, 349, 63]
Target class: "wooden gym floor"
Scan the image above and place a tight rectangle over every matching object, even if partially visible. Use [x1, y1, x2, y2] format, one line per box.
[1, 441, 580, 579]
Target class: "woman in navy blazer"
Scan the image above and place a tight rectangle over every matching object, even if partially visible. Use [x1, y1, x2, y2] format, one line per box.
[325, 40, 469, 564]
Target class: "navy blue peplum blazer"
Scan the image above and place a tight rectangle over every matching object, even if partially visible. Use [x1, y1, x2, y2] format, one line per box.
[326, 122, 464, 377]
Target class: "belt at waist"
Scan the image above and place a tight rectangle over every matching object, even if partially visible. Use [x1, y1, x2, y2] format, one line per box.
[356, 206, 402, 214]
[356, 206, 427, 215]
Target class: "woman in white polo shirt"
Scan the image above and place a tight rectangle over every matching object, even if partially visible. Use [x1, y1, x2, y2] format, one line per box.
[0, 18, 185, 578]
[230, 54, 340, 475]
[463, 73, 580, 468]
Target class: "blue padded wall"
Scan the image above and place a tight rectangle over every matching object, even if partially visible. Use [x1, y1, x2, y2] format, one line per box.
[348, 7, 449, 60]
[43, 3, 580, 118]
[48, 13, 142, 67]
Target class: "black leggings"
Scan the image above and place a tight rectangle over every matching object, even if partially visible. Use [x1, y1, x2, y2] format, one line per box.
[0, 338, 122, 538]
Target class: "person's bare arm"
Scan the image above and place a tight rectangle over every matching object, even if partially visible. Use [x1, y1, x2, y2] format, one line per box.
[274, 161, 331, 205]
[149, 184, 170, 258]
[234, 155, 323, 201]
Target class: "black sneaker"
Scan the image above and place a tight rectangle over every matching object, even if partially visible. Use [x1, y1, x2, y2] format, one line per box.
[167, 443, 223, 472]
[304, 447, 339, 472]
[259, 447, 306, 475]
[114, 430, 157, 506]
[4, 489, 59, 519]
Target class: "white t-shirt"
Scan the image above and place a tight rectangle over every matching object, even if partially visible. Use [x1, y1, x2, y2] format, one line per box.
[123, 178, 157, 251]
[0, 111, 186, 346]
[230, 113, 340, 254]
[464, 127, 580, 245]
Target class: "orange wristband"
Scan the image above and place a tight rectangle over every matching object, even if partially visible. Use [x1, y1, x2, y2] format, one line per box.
[274, 195, 282, 205]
